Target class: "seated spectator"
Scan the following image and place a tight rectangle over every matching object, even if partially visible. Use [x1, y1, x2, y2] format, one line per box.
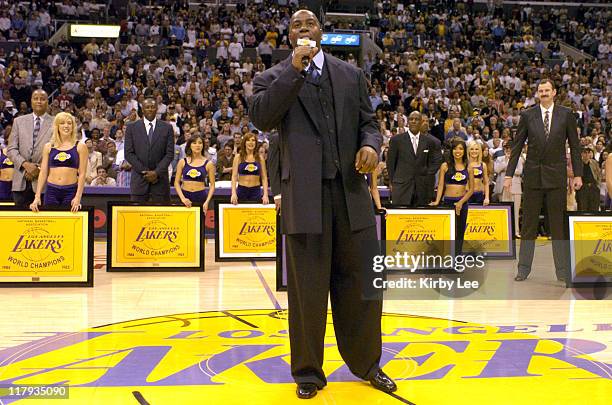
[217, 142, 234, 181]
[90, 166, 116, 187]
[85, 138, 102, 185]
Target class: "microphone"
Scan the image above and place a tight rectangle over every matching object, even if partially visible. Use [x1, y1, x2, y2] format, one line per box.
[297, 38, 317, 68]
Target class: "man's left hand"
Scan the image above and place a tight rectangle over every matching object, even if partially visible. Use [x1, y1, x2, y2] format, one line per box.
[572, 176, 583, 190]
[354, 146, 378, 174]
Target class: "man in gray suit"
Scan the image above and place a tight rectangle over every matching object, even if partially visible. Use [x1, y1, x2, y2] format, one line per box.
[7, 89, 54, 208]
[387, 111, 443, 206]
[124, 97, 174, 202]
[504, 79, 582, 282]
[250, 9, 396, 400]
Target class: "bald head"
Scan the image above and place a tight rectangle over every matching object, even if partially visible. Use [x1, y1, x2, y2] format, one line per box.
[408, 111, 422, 134]
[31, 89, 48, 116]
[289, 9, 322, 49]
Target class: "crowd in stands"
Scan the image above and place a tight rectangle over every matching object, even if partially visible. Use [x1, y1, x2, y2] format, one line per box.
[0, 0, 610, 207]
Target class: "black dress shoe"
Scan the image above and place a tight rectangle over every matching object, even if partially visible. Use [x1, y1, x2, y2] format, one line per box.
[296, 383, 318, 399]
[514, 275, 527, 281]
[369, 370, 397, 393]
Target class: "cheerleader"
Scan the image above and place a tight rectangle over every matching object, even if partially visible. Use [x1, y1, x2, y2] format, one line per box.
[174, 135, 215, 212]
[30, 112, 88, 212]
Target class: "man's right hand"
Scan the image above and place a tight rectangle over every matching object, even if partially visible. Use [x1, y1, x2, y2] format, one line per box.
[503, 176, 512, 192]
[22, 162, 40, 180]
[292, 45, 319, 72]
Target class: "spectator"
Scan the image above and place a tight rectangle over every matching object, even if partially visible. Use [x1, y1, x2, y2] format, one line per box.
[445, 118, 468, 142]
[576, 147, 601, 211]
[90, 166, 116, 187]
[217, 142, 234, 181]
[85, 138, 102, 185]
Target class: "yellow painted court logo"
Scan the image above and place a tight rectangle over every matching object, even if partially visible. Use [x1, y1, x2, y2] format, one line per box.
[0, 310, 609, 404]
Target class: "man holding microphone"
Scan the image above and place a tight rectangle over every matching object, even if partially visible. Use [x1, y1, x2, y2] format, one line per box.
[250, 9, 396, 400]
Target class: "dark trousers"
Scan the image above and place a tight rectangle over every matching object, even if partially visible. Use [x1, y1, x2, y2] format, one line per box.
[285, 177, 382, 388]
[131, 182, 171, 203]
[131, 193, 170, 203]
[13, 181, 37, 208]
[576, 184, 600, 211]
[518, 186, 568, 279]
[469, 191, 485, 205]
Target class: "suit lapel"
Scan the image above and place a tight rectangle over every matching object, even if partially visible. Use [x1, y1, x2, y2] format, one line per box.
[533, 106, 547, 147]
[24, 114, 34, 145]
[404, 133, 416, 157]
[151, 121, 163, 147]
[139, 120, 151, 146]
[292, 56, 323, 136]
[549, 106, 563, 143]
[326, 55, 345, 133]
[33, 113, 52, 150]
[297, 87, 323, 135]
[415, 134, 426, 157]
[40, 113, 53, 141]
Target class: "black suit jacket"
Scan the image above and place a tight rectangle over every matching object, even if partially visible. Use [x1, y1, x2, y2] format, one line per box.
[124, 119, 175, 196]
[267, 131, 281, 197]
[507, 105, 582, 189]
[387, 132, 443, 206]
[250, 54, 382, 234]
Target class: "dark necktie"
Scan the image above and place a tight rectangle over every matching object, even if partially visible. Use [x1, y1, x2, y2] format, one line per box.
[33, 116, 41, 146]
[147, 122, 153, 143]
[307, 64, 320, 83]
[544, 110, 550, 139]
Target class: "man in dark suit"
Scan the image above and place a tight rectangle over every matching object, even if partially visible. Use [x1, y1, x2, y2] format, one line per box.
[124, 97, 174, 202]
[504, 79, 582, 283]
[387, 111, 443, 206]
[250, 9, 396, 400]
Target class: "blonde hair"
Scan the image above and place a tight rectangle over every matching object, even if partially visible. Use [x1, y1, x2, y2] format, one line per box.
[51, 112, 78, 147]
[467, 140, 483, 163]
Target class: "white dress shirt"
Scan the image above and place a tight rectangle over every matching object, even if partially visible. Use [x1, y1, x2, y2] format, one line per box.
[305, 48, 324, 75]
[143, 117, 156, 132]
[408, 129, 420, 154]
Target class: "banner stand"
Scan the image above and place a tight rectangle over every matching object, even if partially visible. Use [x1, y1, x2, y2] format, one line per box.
[214, 201, 277, 262]
[565, 211, 612, 288]
[0, 206, 94, 287]
[106, 202, 204, 272]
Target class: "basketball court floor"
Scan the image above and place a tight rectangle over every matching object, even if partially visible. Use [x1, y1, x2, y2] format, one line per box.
[0, 239, 609, 404]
